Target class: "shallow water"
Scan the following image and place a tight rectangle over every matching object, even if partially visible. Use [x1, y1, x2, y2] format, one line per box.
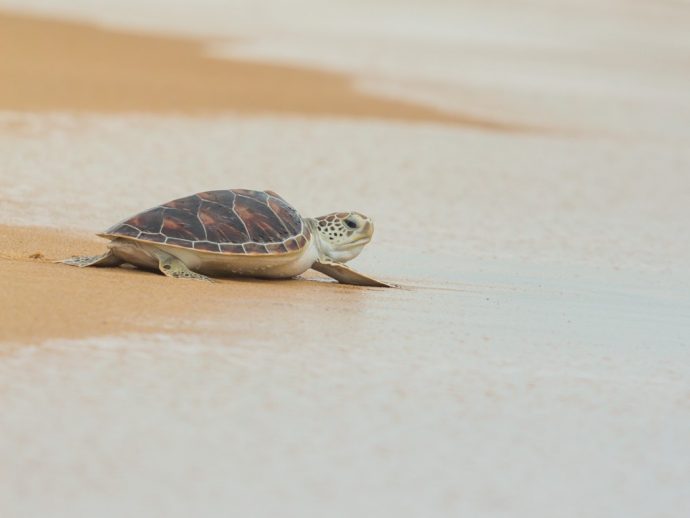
[2, 280, 689, 517]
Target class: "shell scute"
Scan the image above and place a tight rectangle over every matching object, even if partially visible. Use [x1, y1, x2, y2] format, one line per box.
[165, 195, 202, 213]
[265, 242, 288, 254]
[114, 224, 141, 238]
[166, 237, 194, 247]
[193, 241, 221, 253]
[284, 238, 301, 252]
[161, 210, 205, 241]
[235, 189, 268, 202]
[219, 243, 245, 254]
[267, 197, 302, 236]
[295, 235, 308, 248]
[265, 190, 287, 201]
[104, 189, 309, 256]
[233, 195, 293, 243]
[139, 232, 166, 243]
[199, 200, 250, 243]
[196, 191, 233, 205]
[243, 243, 269, 254]
[128, 207, 165, 232]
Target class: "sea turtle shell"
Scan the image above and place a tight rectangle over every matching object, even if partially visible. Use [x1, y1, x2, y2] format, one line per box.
[100, 189, 311, 255]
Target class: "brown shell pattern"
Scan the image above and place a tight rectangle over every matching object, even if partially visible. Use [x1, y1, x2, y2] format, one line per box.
[103, 189, 309, 255]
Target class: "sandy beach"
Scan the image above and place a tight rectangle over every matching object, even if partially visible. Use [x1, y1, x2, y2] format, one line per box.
[1, 1, 690, 517]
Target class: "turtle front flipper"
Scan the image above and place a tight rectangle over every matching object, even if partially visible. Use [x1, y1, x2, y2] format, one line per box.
[153, 250, 214, 283]
[59, 251, 122, 268]
[312, 260, 393, 288]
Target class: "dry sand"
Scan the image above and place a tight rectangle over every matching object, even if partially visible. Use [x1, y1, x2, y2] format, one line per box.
[0, 225, 388, 346]
[1, 3, 690, 518]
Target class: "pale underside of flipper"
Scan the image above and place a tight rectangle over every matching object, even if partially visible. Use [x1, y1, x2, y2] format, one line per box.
[59, 250, 122, 268]
[152, 249, 214, 282]
[61, 248, 213, 282]
[59, 250, 390, 287]
[311, 260, 394, 288]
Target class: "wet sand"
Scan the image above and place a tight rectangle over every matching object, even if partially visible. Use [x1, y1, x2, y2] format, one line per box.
[1, 225, 238, 344]
[0, 225, 378, 345]
[0, 11, 514, 129]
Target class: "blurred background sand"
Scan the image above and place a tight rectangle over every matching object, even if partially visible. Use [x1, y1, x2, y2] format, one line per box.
[1, 1, 689, 517]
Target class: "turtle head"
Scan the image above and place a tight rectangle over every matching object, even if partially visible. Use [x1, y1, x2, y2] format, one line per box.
[311, 212, 374, 263]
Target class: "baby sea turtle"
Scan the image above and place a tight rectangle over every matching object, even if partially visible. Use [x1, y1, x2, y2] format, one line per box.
[61, 189, 391, 287]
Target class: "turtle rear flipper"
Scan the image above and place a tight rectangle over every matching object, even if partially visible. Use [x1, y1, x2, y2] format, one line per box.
[312, 260, 393, 288]
[153, 250, 214, 282]
[59, 251, 122, 268]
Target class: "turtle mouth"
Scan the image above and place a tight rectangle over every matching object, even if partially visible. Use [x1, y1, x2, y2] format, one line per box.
[344, 236, 371, 247]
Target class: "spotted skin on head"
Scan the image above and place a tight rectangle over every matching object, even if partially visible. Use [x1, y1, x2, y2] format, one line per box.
[314, 212, 372, 247]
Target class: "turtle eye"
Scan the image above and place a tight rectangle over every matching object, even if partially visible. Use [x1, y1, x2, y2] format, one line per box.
[344, 218, 357, 229]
